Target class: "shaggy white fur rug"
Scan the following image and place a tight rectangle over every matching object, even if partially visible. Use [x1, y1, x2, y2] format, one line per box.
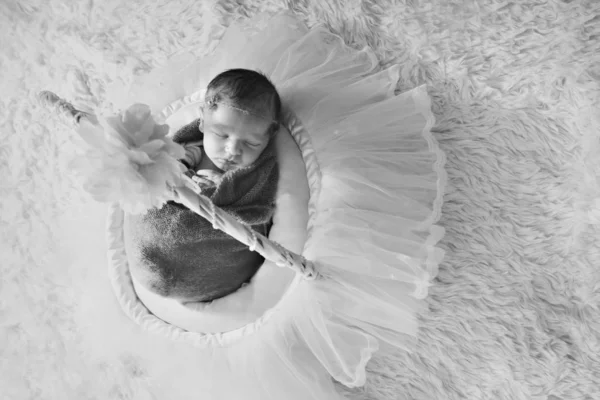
[1, 0, 599, 399]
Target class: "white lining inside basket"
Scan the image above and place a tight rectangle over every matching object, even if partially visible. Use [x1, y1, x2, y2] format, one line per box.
[123, 94, 311, 333]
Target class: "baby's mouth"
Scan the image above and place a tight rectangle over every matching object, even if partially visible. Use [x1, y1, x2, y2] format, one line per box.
[218, 159, 240, 171]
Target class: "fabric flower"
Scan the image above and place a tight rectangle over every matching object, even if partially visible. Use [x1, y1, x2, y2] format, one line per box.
[70, 104, 186, 214]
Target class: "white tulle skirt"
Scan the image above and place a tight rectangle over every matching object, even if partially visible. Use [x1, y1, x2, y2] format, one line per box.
[107, 11, 446, 399]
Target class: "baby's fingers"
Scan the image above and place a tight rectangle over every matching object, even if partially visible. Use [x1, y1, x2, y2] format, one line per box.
[191, 175, 215, 187]
[196, 169, 223, 181]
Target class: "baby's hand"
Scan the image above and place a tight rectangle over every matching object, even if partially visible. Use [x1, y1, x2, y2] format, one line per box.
[191, 169, 224, 191]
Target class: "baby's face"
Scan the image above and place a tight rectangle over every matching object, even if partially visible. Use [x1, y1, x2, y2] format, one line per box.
[202, 106, 272, 172]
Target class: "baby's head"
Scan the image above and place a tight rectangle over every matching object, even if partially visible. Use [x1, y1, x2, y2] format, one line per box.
[199, 68, 282, 172]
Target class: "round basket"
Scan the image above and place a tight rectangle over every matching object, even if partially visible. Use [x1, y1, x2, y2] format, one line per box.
[110, 91, 321, 346]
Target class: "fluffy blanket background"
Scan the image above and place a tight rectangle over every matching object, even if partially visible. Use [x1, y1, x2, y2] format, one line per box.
[1, 0, 599, 399]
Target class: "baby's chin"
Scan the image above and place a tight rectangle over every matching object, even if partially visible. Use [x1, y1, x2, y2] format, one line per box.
[214, 158, 253, 172]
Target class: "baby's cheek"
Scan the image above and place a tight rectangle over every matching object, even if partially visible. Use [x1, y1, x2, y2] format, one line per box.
[203, 141, 220, 160]
[246, 149, 263, 165]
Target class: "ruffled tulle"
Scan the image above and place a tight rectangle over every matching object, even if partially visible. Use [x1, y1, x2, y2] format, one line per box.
[108, 11, 447, 399]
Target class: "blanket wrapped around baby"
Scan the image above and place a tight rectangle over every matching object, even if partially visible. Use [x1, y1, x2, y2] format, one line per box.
[124, 119, 279, 302]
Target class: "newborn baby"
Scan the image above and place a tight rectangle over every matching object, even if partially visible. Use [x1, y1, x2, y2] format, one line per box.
[125, 68, 281, 303]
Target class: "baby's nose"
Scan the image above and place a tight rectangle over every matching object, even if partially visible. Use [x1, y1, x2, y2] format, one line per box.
[226, 141, 242, 156]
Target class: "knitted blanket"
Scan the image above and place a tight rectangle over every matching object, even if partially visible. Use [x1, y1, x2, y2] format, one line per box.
[125, 119, 279, 302]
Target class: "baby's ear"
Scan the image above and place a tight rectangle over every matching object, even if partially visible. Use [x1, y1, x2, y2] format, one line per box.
[195, 105, 204, 130]
[269, 122, 281, 137]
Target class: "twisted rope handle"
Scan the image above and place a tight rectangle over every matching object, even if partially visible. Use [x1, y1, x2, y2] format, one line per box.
[38, 91, 98, 126]
[175, 182, 317, 279]
[37, 90, 319, 281]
